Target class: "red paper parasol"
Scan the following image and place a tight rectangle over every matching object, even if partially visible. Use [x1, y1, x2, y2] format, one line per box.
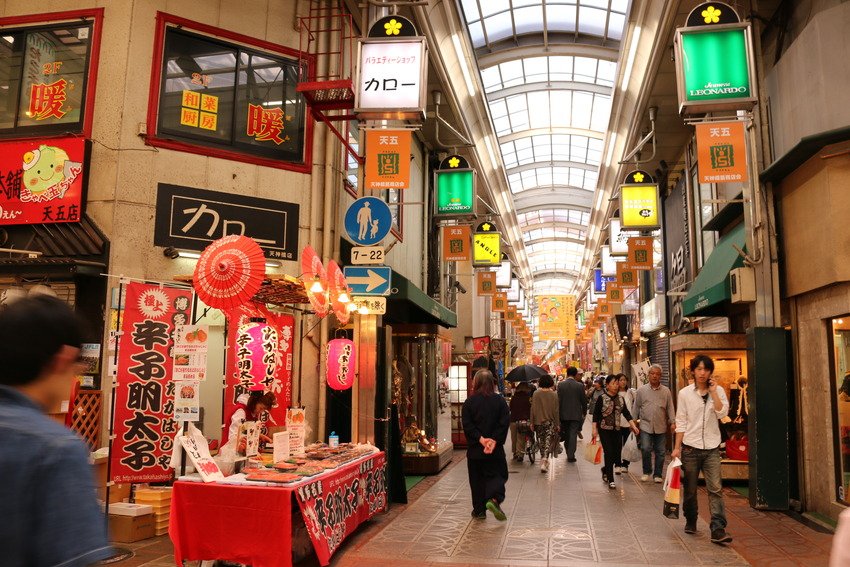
[192, 235, 265, 309]
[326, 260, 350, 325]
[301, 245, 328, 317]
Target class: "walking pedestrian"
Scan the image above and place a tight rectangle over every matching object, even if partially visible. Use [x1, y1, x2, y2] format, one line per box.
[616, 373, 637, 474]
[509, 381, 532, 462]
[557, 366, 587, 463]
[633, 364, 675, 483]
[530, 374, 559, 473]
[671, 355, 733, 544]
[462, 370, 510, 521]
[592, 375, 639, 489]
[588, 377, 603, 414]
[0, 295, 112, 566]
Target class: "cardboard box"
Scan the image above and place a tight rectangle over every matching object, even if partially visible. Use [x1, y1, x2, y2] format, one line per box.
[92, 457, 132, 504]
[103, 502, 153, 517]
[134, 487, 172, 502]
[109, 514, 155, 543]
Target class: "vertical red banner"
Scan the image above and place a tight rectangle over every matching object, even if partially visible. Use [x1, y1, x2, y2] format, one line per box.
[223, 303, 294, 433]
[111, 282, 193, 483]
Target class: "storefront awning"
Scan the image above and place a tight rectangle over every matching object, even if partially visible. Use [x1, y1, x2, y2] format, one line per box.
[385, 271, 457, 328]
[682, 223, 747, 317]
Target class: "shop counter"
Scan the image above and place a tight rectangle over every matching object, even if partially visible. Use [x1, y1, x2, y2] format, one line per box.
[169, 451, 387, 567]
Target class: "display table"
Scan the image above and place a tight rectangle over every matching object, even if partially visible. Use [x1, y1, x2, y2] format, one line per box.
[169, 451, 386, 567]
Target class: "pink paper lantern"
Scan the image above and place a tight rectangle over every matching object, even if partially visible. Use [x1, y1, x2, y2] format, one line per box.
[235, 320, 279, 395]
[326, 338, 356, 391]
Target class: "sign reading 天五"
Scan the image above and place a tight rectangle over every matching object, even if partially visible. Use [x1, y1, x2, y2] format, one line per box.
[674, 3, 757, 115]
[365, 130, 411, 190]
[695, 121, 749, 183]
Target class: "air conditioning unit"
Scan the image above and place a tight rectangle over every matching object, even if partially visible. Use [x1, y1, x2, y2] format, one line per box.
[730, 267, 755, 303]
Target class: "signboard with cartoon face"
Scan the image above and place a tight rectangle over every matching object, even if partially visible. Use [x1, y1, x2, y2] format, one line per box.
[0, 136, 88, 225]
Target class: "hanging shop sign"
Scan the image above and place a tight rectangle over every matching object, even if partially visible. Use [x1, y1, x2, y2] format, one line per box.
[355, 16, 427, 120]
[435, 155, 475, 217]
[620, 173, 660, 230]
[476, 270, 496, 295]
[327, 338, 357, 391]
[364, 129, 412, 190]
[472, 335, 490, 354]
[601, 245, 617, 276]
[617, 261, 638, 288]
[674, 3, 757, 115]
[695, 120, 749, 183]
[111, 282, 192, 483]
[607, 285, 624, 304]
[472, 221, 500, 266]
[441, 225, 471, 262]
[624, 237, 654, 271]
[495, 257, 512, 288]
[154, 183, 299, 260]
[295, 452, 387, 565]
[593, 269, 617, 296]
[609, 218, 634, 256]
[493, 292, 507, 312]
[0, 136, 89, 226]
[538, 295, 576, 341]
[344, 196, 393, 246]
[224, 303, 294, 427]
[506, 305, 517, 321]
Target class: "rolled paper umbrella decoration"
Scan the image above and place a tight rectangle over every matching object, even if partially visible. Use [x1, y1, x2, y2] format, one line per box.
[326, 338, 357, 391]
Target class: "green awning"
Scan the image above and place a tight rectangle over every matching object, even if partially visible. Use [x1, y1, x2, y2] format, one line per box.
[682, 223, 747, 316]
[385, 271, 457, 328]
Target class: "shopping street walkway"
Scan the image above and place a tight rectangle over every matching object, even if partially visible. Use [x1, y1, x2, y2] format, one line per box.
[108, 429, 834, 567]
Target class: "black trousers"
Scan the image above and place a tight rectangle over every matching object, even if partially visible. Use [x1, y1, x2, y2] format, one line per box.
[598, 429, 622, 480]
[467, 455, 508, 514]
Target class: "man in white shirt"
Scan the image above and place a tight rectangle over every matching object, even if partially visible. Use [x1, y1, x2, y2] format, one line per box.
[671, 354, 732, 545]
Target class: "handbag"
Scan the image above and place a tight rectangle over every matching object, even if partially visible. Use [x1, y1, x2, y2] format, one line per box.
[583, 439, 602, 464]
[662, 457, 682, 519]
[622, 432, 642, 463]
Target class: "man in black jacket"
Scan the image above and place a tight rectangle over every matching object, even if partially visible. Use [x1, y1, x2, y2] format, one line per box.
[557, 366, 588, 462]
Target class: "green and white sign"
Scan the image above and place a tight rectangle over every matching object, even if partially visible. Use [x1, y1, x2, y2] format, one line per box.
[435, 169, 475, 217]
[674, 4, 756, 115]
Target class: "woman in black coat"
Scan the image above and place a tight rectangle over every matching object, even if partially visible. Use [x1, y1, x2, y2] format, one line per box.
[462, 369, 510, 520]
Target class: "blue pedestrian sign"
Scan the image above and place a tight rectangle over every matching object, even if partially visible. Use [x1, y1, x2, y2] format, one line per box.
[344, 197, 392, 246]
[343, 266, 392, 296]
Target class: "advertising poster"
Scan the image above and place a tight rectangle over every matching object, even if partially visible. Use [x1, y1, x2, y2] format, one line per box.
[538, 295, 576, 341]
[173, 324, 209, 381]
[287, 408, 306, 456]
[174, 380, 200, 422]
[0, 136, 88, 225]
[296, 451, 387, 565]
[111, 282, 192, 483]
[224, 303, 294, 432]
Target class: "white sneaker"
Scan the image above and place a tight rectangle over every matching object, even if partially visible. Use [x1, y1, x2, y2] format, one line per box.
[641, 474, 650, 482]
[541, 458, 549, 473]
[654, 476, 663, 483]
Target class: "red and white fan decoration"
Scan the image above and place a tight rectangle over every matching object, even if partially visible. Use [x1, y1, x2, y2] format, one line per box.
[326, 260, 351, 325]
[193, 235, 265, 309]
[301, 245, 329, 318]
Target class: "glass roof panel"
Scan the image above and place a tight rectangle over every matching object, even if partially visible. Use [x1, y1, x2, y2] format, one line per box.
[517, 209, 590, 226]
[514, 6, 544, 34]
[525, 226, 586, 241]
[508, 166, 596, 193]
[484, 56, 615, 94]
[483, 12, 514, 43]
[490, 90, 610, 136]
[547, 4, 577, 33]
[578, 6, 608, 36]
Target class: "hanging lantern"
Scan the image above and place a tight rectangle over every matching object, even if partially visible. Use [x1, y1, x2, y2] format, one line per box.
[235, 319, 279, 395]
[326, 338, 357, 391]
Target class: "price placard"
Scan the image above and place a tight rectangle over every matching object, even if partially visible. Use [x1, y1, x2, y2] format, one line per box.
[351, 246, 385, 264]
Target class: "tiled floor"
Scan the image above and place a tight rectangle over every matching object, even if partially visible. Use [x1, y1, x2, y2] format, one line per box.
[105, 425, 834, 567]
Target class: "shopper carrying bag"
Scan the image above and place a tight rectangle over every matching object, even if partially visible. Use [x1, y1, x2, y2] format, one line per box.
[583, 439, 602, 464]
[662, 457, 682, 519]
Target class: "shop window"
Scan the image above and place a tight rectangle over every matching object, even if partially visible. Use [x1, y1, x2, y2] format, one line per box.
[148, 15, 310, 171]
[0, 15, 99, 138]
[830, 316, 850, 503]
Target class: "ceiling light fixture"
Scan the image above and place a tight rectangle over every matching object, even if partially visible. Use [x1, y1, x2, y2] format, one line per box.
[620, 25, 642, 91]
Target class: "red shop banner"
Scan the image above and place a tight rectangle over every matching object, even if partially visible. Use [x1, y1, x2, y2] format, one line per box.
[224, 303, 294, 430]
[111, 282, 193, 483]
[296, 451, 387, 565]
[0, 136, 88, 225]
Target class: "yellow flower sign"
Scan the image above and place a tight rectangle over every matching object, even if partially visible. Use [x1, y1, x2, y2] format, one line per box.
[702, 6, 721, 24]
[384, 19, 402, 36]
[448, 156, 460, 168]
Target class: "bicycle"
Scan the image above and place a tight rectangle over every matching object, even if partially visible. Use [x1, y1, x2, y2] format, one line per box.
[516, 420, 538, 464]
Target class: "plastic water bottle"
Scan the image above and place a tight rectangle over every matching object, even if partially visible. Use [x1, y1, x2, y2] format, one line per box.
[329, 431, 339, 449]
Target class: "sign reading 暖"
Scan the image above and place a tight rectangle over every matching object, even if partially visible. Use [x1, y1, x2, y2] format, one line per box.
[154, 184, 299, 260]
[0, 136, 88, 225]
[695, 121, 748, 183]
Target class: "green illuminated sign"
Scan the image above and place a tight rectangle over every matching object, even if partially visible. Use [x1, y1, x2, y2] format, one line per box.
[435, 169, 475, 216]
[675, 23, 756, 114]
